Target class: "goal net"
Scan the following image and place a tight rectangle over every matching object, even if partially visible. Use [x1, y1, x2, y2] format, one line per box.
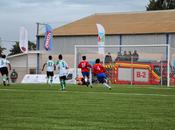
[74, 44, 174, 87]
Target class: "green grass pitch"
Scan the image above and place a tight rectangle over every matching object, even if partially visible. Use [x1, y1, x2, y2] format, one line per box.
[0, 84, 175, 130]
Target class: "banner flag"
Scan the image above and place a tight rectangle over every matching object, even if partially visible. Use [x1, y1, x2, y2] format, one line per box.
[96, 23, 105, 54]
[19, 27, 28, 53]
[44, 24, 53, 51]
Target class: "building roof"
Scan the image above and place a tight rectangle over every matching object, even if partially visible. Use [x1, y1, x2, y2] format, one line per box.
[53, 10, 175, 36]
[7, 51, 40, 59]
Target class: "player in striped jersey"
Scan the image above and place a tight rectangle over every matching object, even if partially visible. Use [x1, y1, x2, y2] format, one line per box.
[56, 54, 68, 91]
[42, 55, 56, 85]
[0, 55, 11, 86]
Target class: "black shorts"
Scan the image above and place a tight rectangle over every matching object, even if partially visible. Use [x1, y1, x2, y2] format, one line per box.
[46, 71, 54, 77]
[59, 76, 66, 80]
[0, 67, 8, 75]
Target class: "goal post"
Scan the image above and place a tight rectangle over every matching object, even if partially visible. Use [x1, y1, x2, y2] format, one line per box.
[74, 44, 171, 87]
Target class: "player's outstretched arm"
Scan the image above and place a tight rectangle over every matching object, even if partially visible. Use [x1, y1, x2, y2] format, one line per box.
[42, 63, 46, 71]
[8, 63, 12, 71]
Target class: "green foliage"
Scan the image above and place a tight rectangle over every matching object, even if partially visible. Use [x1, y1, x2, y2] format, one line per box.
[8, 42, 21, 56]
[0, 84, 175, 130]
[146, 0, 175, 10]
[28, 41, 36, 51]
[8, 41, 36, 56]
[0, 45, 6, 57]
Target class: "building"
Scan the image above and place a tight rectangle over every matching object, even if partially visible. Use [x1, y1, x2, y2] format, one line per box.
[37, 10, 175, 71]
[6, 10, 174, 83]
[6, 51, 40, 83]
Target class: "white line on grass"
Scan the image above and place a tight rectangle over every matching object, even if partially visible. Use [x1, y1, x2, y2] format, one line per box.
[0, 88, 175, 97]
[69, 91, 175, 97]
[131, 86, 175, 90]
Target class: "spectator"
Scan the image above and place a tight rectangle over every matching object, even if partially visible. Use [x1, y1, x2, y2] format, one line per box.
[115, 52, 122, 62]
[104, 52, 112, 63]
[128, 51, 132, 61]
[123, 51, 128, 61]
[10, 69, 18, 83]
[133, 50, 139, 61]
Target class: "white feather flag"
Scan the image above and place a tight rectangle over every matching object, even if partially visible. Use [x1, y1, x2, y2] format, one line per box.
[96, 23, 105, 54]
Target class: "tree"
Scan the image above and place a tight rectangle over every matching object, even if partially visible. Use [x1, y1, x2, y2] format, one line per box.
[0, 45, 6, 57]
[28, 41, 36, 51]
[8, 42, 21, 56]
[8, 41, 36, 56]
[146, 0, 175, 11]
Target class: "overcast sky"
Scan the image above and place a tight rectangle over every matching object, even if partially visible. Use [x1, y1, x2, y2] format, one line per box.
[0, 0, 149, 51]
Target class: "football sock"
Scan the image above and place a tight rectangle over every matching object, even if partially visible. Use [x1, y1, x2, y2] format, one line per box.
[61, 80, 64, 90]
[50, 77, 53, 85]
[48, 77, 51, 84]
[7, 77, 10, 85]
[63, 80, 66, 88]
[2, 75, 6, 86]
[47, 78, 49, 84]
[103, 83, 111, 89]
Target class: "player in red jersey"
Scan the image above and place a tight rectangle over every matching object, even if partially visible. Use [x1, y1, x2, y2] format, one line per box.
[78, 56, 92, 87]
[93, 58, 111, 89]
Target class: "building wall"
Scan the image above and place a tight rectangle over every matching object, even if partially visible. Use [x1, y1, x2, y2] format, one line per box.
[40, 34, 175, 54]
[7, 53, 38, 83]
[39, 33, 175, 67]
[40, 35, 120, 54]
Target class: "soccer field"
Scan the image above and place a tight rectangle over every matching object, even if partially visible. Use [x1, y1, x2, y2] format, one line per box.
[0, 84, 175, 130]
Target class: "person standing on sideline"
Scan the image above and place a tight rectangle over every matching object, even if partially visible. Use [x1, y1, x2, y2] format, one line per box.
[133, 50, 139, 61]
[56, 54, 69, 91]
[0, 55, 11, 86]
[10, 69, 18, 83]
[104, 52, 113, 64]
[78, 56, 92, 87]
[42, 55, 56, 86]
[93, 58, 111, 90]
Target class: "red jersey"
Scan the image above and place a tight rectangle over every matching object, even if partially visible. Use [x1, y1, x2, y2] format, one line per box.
[78, 61, 91, 72]
[93, 63, 106, 75]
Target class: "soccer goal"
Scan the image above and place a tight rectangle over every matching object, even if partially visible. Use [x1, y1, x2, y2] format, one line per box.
[74, 44, 173, 87]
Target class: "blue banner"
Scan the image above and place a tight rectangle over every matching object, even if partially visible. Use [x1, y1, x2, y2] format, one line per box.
[44, 24, 53, 51]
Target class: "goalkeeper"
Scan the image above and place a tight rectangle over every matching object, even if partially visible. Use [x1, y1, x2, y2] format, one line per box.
[78, 56, 92, 87]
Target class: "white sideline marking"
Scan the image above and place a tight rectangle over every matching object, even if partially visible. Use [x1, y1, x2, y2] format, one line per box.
[69, 91, 175, 97]
[0, 88, 175, 97]
[130, 87, 175, 90]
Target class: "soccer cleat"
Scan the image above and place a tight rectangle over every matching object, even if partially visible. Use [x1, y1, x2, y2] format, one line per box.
[61, 87, 65, 91]
[3, 81, 6, 86]
[86, 82, 90, 87]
